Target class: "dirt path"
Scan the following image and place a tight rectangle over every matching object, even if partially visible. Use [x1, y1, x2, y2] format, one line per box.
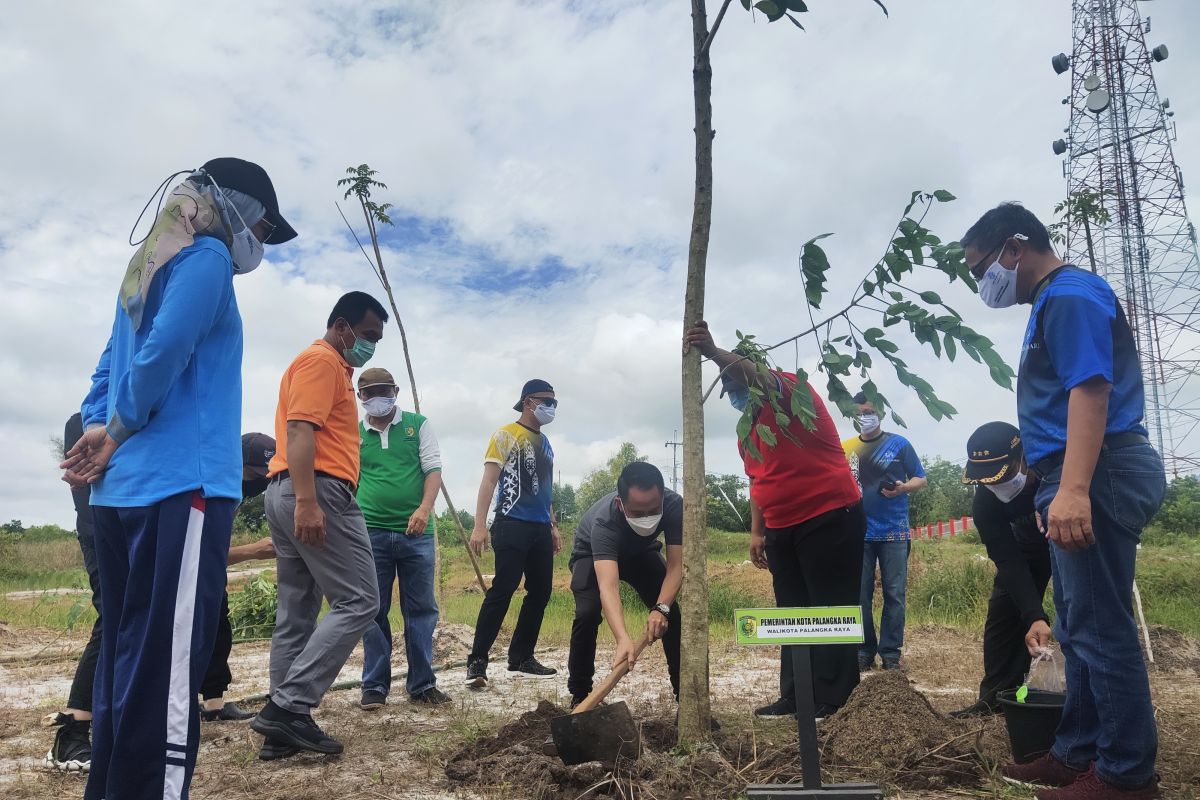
[1, 624, 1196, 799]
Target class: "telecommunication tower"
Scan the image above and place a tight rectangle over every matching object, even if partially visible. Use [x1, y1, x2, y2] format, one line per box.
[1050, 0, 1200, 476]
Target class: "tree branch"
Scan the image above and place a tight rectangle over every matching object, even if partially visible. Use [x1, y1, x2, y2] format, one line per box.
[695, 0, 734, 66]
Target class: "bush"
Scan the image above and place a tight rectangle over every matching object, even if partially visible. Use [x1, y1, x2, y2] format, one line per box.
[907, 548, 994, 630]
[228, 576, 278, 641]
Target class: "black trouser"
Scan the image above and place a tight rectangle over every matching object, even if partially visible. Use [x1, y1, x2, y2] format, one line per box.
[67, 519, 103, 712]
[469, 516, 554, 666]
[766, 502, 866, 710]
[200, 593, 234, 700]
[567, 552, 681, 701]
[978, 551, 1053, 707]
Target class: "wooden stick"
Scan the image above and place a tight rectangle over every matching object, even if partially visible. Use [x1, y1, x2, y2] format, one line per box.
[1133, 578, 1153, 664]
[572, 633, 654, 714]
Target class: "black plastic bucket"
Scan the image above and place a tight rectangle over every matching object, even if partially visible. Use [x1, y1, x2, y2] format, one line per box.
[997, 688, 1066, 764]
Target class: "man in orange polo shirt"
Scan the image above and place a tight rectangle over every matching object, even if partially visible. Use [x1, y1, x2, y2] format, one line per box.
[249, 291, 387, 760]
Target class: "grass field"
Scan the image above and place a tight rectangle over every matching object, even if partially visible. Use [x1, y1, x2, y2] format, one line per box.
[4, 525, 1199, 642]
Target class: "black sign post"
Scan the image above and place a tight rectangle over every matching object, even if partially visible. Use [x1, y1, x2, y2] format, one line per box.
[745, 645, 882, 799]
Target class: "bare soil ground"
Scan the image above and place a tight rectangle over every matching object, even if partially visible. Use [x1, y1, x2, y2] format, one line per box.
[1, 623, 1197, 799]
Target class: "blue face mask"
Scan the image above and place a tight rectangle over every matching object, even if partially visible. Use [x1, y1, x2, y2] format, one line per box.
[728, 387, 749, 413]
[340, 327, 375, 368]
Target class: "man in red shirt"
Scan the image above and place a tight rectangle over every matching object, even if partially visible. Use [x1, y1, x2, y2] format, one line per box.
[687, 322, 865, 719]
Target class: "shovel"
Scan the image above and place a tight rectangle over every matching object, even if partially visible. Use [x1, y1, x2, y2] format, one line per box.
[550, 632, 653, 766]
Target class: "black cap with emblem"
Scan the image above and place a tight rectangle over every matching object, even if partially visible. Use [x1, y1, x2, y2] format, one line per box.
[963, 421, 1023, 485]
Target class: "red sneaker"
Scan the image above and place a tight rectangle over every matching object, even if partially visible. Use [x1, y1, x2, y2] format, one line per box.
[1035, 768, 1161, 800]
[1002, 753, 1087, 787]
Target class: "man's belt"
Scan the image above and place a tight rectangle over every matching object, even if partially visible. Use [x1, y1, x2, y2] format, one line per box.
[270, 469, 355, 492]
[1031, 431, 1150, 479]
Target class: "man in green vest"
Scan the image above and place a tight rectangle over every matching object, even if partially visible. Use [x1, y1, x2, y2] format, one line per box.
[356, 367, 450, 708]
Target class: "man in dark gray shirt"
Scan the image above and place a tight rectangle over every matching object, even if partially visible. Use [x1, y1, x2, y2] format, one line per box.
[567, 463, 683, 707]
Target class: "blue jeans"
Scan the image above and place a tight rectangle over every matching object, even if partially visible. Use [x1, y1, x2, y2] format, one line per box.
[859, 539, 910, 662]
[1036, 442, 1165, 788]
[361, 529, 439, 698]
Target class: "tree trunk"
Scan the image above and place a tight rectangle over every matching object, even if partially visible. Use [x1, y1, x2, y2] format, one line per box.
[677, 0, 714, 746]
[358, 199, 488, 600]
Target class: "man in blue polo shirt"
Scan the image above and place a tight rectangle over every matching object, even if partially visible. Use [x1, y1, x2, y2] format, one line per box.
[62, 159, 296, 800]
[962, 203, 1166, 800]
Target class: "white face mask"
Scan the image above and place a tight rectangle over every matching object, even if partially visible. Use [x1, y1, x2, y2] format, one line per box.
[533, 403, 556, 425]
[625, 512, 663, 537]
[977, 234, 1027, 309]
[209, 180, 265, 275]
[362, 395, 396, 418]
[858, 413, 880, 435]
[985, 468, 1028, 503]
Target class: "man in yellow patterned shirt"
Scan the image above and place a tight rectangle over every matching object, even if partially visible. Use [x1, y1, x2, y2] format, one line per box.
[465, 379, 562, 688]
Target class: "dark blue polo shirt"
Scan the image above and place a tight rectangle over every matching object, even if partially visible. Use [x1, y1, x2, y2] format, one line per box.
[1017, 265, 1147, 465]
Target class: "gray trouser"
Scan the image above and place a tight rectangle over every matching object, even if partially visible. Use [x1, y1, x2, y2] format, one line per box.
[265, 475, 379, 714]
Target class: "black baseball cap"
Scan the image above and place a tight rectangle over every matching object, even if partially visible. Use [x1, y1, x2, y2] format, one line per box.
[963, 421, 1023, 485]
[198, 157, 298, 244]
[514, 379, 555, 411]
[242, 432, 276, 478]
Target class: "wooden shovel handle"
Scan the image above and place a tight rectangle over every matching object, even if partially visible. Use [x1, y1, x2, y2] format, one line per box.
[571, 632, 654, 715]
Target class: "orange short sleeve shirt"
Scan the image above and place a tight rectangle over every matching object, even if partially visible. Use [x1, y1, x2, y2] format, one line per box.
[267, 340, 360, 484]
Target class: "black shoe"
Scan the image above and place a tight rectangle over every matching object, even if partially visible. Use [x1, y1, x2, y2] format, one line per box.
[950, 698, 999, 719]
[360, 690, 387, 710]
[858, 653, 875, 672]
[813, 703, 840, 722]
[569, 695, 607, 711]
[411, 687, 452, 706]
[44, 714, 91, 772]
[507, 657, 556, 678]
[466, 657, 488, 689]
[754, 697, 797, 719]
[882, 658, 904, 671]
[200, 701, 256, 722]
[249, 699, 344, 755]
[258, 737, 300, 761]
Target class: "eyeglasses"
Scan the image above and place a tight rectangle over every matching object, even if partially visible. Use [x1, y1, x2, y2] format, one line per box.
[254, 218, 277, 243]
[527, 396, 558, 408]
[968, 241, 1003, 281]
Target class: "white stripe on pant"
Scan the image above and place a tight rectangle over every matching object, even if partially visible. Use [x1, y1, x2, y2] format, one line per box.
[163, 499, 205, 800]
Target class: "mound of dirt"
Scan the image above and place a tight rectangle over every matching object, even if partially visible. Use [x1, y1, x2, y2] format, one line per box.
[430, 622, 476, 666]
[1148, 625, 1200, 672]
[822, 671, 1006, 789]
[445, 701, 743, 800]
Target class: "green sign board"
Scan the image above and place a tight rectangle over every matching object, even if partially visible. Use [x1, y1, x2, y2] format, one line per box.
[735, 606, 865, 646]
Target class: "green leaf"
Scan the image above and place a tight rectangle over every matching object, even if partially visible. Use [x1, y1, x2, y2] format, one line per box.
[871, 0, 889, 16]
[919, 290, 942, 304]
[884, 251, 908, 278]
[741, 0, 752, 8]
[862, 279, 875, 296]
[754, 0, 784, 21]
[735, 410, 753, 444]
[933, 189, 956, 202]
[891, 410, 906, 428]
[800, 234, 834, 309]
[785, 12, 806, 29]
[863, 327, 885, 344]
[902, 189, 922, 216]
[783, 0, 807, 10]
[756, 424, 779, 448]
[944, 334, 957, 362]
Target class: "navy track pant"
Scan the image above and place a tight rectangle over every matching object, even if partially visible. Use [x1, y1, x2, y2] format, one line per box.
[86, 491, 234, 800]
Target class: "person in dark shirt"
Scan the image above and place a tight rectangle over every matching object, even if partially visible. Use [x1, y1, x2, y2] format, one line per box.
[963, 203, 1166, 798]
[951, 422, 1050, 718]
[566, 462, 683, 706]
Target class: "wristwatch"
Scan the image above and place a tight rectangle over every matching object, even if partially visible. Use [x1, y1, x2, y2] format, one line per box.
[652, 602, 671, 618]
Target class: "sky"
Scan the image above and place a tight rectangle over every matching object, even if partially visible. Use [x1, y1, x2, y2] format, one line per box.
[2, 0, 1199, 529]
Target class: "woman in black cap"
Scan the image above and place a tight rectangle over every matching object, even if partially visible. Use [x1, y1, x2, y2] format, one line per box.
[953, 421, 1051, 718]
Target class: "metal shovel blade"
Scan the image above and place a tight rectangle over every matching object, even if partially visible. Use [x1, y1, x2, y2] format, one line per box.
[550, 701, 641, 766]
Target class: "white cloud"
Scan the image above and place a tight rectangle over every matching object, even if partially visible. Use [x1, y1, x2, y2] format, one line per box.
[2, 0, 1199, 528]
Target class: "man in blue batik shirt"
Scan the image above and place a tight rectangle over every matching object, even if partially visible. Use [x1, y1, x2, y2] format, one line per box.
[61, 158, 296, 800]
[962, 202, 1166, 800]
[843, 393, 926, 672]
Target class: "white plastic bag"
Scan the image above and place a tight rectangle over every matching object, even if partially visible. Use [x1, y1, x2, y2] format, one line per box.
[1024, 646, 1066, 694]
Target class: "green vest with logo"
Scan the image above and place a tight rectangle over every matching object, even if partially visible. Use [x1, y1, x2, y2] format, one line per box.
[357, 411, 435, 533]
